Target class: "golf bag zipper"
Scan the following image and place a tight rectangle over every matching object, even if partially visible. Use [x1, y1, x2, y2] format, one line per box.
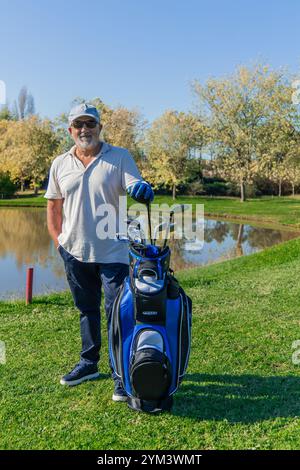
[179, 291, 191, 378]
[110, 283, 125, 380]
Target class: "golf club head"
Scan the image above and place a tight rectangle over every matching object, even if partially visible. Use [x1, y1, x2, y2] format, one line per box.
[124, 217, 140, 228]
[128, 226, 142, 243]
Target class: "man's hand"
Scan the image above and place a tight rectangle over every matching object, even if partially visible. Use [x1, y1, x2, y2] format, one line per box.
[127, 181, 154, 204]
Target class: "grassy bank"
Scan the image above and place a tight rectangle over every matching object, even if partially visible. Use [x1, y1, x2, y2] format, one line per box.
[1, 193, 300, 228]
[0, 190, 47, 207]
[153, 195, 300, 228]
[1, 237, 300, 449]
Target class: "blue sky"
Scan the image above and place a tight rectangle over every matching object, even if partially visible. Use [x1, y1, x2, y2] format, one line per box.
[1, 0, 300, 123]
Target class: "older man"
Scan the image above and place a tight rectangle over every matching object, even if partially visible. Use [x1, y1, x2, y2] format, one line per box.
[45, 103, 153, 401]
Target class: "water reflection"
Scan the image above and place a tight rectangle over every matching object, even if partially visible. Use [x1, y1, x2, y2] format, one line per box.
[0, 208, 66, 300]
[0, 208, 299, 300]
[177, 219, 299, 270]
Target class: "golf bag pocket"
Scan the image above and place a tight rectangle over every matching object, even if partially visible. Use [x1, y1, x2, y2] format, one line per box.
[130, 329, 172, 401]
[167, 273, 180, 299]
[134, 282, 167, 324]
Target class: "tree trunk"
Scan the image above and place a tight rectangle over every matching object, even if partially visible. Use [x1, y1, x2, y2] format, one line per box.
[240, 182, 246, 202]
[292, 182, 295, 196]
[199, 151, 203, 182]
[20, 180, 25, 192]
[278, 179, 282, 197]
[34, 186, 39, 196]
[172, 184, 176, 200]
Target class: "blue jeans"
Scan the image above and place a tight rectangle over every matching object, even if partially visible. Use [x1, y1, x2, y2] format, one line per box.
[58, 245, 128, 378]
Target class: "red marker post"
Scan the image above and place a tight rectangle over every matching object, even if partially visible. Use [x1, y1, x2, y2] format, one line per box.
[26, 268, 34, 305]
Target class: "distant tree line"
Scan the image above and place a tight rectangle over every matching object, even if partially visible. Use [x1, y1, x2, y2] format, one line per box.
[0, 63, 300, 201]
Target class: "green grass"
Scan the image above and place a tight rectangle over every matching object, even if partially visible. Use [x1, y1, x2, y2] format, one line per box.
[2, 192, 300, 228]
[0, 191, 47, 207]
[153, 195, 300, 228]
[1, 237, 300, 449]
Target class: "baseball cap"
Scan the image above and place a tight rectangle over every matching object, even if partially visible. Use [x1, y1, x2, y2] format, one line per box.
[68, 103, 100, 126]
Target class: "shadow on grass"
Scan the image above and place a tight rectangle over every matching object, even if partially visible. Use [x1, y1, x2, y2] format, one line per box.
[173, 373, 300, 423]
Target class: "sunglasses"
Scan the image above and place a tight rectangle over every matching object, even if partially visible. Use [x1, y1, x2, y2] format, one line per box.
[72, 120, 98, 129]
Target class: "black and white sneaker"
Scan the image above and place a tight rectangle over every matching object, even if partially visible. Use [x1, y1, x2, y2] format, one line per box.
[112, 380, 128, 402]
[60, 363, 99, 386]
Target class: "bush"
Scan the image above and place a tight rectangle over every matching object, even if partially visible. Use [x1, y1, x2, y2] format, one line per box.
[245, 184, 262, 198]
[0, 172, 17, 198]
[204, 181, 228, 196]
[224, 182, 240, 197]
[186, 180, 205, 196]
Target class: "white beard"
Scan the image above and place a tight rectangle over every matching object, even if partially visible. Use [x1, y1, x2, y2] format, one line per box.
[74, 134, 99, 150]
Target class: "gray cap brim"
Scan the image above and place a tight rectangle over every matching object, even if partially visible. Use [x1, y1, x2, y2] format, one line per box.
[68, 113, 100, 126]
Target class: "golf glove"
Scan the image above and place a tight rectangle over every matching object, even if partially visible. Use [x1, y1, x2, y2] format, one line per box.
[127, 181, 154, 203]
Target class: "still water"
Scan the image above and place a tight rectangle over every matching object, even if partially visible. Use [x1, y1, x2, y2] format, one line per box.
[0, 207, 299, 300]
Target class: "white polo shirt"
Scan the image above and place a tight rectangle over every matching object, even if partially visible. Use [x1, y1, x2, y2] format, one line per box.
[44, 142, 142, 264]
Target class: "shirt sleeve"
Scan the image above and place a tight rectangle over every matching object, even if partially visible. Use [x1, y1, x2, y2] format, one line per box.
[44, 160, 63, 199]
[121, 150, 143, 191]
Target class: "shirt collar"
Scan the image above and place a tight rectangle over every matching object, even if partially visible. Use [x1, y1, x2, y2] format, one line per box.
[69, 141, 111, 159]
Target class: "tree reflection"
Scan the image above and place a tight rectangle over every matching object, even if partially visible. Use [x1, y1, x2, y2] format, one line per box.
[0, 208, 299, 290]
[204, 220, 230, 244]
[168, 238, 197, 271]
[0, 208, 64, 276]
[235, 224, 244, 257]
[246, 226, 296, 250]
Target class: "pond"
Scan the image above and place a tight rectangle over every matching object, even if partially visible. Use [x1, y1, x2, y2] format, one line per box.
[0, 207, 299, 301]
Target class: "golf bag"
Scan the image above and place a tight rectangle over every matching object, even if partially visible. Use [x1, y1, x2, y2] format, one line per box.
[109, 240, 192, 413]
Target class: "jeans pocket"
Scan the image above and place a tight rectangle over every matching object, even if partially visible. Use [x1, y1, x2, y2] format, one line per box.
[58, 244, 69, 260]
[58, 245, 77, 263]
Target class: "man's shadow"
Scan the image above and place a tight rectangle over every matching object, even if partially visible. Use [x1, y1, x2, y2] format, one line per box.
[173, 373, 300, 423]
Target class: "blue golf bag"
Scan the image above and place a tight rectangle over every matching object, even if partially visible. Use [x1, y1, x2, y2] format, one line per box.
[109, 240, 192, 413]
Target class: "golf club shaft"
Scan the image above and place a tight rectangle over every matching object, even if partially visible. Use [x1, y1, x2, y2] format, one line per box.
[163, 211, 174, 249]
[147, 202, 153, 245]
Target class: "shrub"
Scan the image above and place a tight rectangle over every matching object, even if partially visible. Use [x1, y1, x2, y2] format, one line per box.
[0, 172, 17, 198]
[204, 181, 228, 196]
[186, 180, 205, 196]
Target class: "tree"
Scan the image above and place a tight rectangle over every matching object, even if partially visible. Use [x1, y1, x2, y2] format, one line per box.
[52, 113, 74, 155]
[285, 152, 300, 196]
[0, 172, 17, 198]
[102, 106, 146, 164]
[143, 111, 206, 199]
[0, 105, 14, 121]
[0, 117, 59, 193]
[13, 86, 35, 120]
[193, 64, 295, 201]
[257, 113, 300, 196]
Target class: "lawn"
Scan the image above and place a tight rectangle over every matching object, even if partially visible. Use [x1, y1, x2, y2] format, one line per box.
[1, 236, 300, 449]
[2, 192, 300, 228]
[154, 195, 300, 228]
